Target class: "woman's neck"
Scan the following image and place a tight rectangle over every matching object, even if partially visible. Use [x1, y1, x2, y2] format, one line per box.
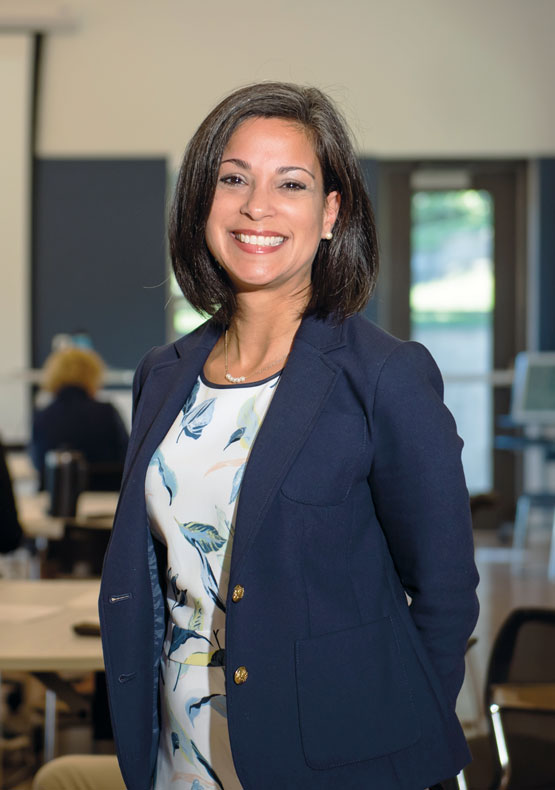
[205, 290, 307, 385]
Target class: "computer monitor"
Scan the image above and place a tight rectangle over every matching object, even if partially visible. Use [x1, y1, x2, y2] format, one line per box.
[511, 352, 555, 424]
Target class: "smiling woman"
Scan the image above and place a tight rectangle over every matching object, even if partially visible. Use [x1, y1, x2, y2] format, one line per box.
[204, 117, 340, 301]
[99, 83, 479, 790]
[169, 82, 377, 329]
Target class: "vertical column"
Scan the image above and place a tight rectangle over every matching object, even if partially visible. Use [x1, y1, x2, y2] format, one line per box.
[0, 34, 33, 441]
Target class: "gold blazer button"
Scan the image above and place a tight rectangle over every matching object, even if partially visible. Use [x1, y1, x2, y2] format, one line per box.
[234, 666, 248, 685]
[232, 584, 245, 602]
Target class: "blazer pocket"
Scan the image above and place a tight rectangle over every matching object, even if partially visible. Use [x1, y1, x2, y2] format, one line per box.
[281, 411, 366, 506]
[295, 616, 420, 769]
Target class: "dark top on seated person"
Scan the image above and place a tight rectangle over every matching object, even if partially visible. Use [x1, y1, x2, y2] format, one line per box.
[30, 347, 129, 491]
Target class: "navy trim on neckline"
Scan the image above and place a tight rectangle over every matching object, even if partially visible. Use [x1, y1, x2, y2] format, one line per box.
[199, 369, 282, 390]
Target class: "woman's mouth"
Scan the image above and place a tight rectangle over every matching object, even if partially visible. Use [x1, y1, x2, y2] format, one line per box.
[231, 231, 286, 252]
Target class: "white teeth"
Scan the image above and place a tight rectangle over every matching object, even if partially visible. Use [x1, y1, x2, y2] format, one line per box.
[235, 233, 284, 246]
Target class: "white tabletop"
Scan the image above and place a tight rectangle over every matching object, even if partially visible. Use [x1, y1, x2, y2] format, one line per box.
[6, 451, 37, 484]
[0, 579, 103, 672]
[17, 491, 119, 539]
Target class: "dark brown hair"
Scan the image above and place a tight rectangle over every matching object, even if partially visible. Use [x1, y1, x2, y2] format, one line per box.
[169, 82, 378, 324]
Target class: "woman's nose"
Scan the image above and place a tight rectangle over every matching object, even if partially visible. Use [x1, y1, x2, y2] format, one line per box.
[240, 183, 274, 220]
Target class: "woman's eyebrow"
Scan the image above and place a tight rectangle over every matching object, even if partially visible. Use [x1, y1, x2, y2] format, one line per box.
[221, 158, 250, 169]
[220, 159, 315, 180]
[277, 165, 315, 180]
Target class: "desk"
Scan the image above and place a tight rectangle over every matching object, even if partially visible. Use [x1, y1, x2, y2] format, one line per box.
[0, 579, 103, 761]
[0, 579, 102, 672]
[6, 452, 37, 485]
[495, 428, 555, 578]
[18, 491, 119, 540]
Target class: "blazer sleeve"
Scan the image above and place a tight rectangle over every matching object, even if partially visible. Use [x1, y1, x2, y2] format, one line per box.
[369, 341, 479, 707]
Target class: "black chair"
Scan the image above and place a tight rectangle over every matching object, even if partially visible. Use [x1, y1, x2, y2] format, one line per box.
[465, 607, 555, 789]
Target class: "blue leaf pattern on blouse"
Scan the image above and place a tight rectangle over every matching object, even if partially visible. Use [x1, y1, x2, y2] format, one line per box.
[176, 521, 226, 554]
[149, 449, 177, 505]
[168, 569, 188, 611]
[194, 546, 226, 613]
[167, 703, 224, 790]
[183, 379, 199, 414]
[235, 396, 260, 448]
[168, 625, 212, 657]
[229, 463, 245, 504]
[223, 427, 245, 450]
[187, 693, 227, 725]
[176, 381, 216, 442]
[191, 742, 224, 790]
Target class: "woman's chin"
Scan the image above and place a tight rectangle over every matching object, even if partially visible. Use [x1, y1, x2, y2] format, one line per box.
[223, 264, 312, 298]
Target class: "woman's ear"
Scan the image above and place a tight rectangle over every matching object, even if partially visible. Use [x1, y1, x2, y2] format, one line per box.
[322, 191, 341, 238]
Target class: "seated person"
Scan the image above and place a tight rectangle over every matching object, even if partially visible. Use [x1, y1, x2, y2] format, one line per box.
[30, 347, 129, 491]
[0, 436, 23, 553]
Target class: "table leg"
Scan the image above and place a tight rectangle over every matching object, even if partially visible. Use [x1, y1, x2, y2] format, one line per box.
[34, 672, 92, 762]
[512, 494, 531, 572]
[44, 689, 56, 762]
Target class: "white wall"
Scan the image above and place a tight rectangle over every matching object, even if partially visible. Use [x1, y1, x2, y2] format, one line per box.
[38, 0, 555, 164]
[3, 0, 554, 442]
[0, 34, 33, 442]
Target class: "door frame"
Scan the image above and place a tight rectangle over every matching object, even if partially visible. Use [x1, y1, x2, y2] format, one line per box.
[376, 160, 528, 527]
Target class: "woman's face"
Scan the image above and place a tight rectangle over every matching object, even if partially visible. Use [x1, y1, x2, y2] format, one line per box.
[205, 117, 340, 299]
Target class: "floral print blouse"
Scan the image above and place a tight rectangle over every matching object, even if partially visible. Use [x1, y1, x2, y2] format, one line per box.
[146, 372, 280, 790]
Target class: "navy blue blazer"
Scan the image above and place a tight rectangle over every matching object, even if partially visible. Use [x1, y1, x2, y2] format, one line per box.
[99, 313, 479, 790]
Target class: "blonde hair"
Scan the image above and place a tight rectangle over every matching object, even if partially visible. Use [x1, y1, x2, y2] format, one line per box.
[42, 347, 105, 396]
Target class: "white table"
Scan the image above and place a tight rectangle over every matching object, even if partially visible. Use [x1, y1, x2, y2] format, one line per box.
[6, 452, 37, 485]
[17, 491, 119, 540]
[0, 579, 103, 761]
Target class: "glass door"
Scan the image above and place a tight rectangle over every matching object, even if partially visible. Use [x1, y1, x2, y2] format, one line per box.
[410, 189, 494, 494]
[378, 162, 526, 527]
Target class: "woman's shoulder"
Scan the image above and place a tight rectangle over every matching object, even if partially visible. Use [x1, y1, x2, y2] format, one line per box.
[138, 320, 215, 372]
[341, 314, 442, 394]
[132, 319, 220, 397]
[344, 313, 403, 356]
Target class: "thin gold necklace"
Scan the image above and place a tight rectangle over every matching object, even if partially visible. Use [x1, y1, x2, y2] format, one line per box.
[224, 329, 289, 384]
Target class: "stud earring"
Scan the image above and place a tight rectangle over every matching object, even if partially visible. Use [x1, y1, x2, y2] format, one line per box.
[324, 231, 333, 240]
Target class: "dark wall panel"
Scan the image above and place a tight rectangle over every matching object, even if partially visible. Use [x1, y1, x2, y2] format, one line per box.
[33, 159, 167, 369]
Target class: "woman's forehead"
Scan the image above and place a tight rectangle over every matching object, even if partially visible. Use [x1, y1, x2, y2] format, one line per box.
[221, 117, 319, 168]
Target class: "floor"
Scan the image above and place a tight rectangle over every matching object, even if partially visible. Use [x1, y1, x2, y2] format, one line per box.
[6, 525, 555, 789]
[457, 525, 555, 733]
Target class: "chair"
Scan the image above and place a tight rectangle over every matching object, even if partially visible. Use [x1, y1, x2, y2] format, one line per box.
[465, 607, 555, 789]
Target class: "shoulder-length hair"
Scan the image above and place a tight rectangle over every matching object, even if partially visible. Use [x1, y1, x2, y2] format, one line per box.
[42, 347, 105, 397]
[169, 82, 378, 325]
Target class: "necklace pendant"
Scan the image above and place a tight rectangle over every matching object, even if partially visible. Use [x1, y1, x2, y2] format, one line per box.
[225, 372, 246, 384]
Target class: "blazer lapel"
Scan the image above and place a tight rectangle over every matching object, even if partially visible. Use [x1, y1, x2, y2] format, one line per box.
[117, 314, 346, 577]
[230, 316, 346, 576]
[120, 321, 221, 501]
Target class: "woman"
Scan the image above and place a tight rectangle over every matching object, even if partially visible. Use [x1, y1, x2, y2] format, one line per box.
[31, 346, 128, 490]
[100, 82, 479, 790]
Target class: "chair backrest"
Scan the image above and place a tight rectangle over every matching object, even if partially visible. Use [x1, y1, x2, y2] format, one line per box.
[485, 607, 555, 702]
[485, 606, 555, 763]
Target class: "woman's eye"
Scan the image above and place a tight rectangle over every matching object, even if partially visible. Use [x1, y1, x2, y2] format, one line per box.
[219, 175, 245, 186]
[281, 181, 306, 191]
